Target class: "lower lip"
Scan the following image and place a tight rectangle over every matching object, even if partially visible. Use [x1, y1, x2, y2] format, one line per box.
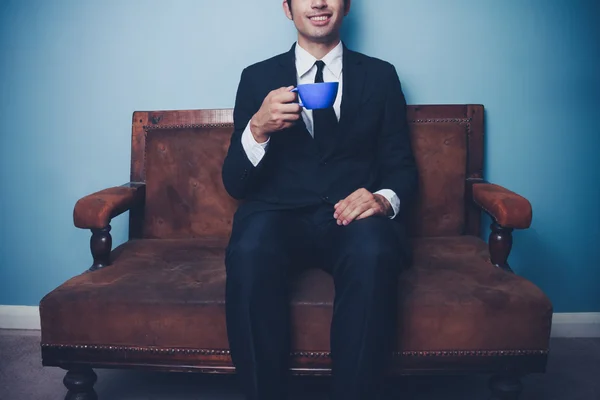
[309, 16, 331, 26]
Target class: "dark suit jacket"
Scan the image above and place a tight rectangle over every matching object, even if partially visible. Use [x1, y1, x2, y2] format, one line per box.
[222, 43, 418, 224]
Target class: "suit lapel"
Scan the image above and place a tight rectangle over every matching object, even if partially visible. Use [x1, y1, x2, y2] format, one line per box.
[278, 44, 310, 134]
[339, 45, 366, 130]
[278, 43, 298, 86]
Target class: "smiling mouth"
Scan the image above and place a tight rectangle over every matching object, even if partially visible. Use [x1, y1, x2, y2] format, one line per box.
[309, 15, 332, 23]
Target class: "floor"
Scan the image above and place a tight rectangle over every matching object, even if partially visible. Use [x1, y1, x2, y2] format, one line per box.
[0, 330, 598, 399]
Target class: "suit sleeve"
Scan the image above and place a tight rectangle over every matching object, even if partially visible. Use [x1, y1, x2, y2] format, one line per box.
[222, 68, 269, 200]
[376, 64, 418, 216]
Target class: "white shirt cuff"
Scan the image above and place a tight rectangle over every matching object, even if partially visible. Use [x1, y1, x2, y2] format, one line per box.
[374, 189, 400, 219]
[241, 121, 269, 166]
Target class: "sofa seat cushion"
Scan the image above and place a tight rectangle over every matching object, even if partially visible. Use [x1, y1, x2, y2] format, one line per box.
[40, 236, 552, 355]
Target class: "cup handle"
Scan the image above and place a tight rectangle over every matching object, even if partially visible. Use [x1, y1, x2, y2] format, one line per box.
[290, 87, 303, 107]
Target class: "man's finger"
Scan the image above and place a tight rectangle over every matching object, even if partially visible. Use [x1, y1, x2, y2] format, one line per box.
[337, 197, 372, 225]
[270, 86, 294, 100]
[338, 200, 372, 225]
[280, 113, 301, 122]
[275, 90, 299, 104]
[278, 103, 302, 114]
[335, 188, 367, 210]
[346, 188, 368, 203]
[334, 190, 369, 219]
[355, 208, 376, 221]
[281, 121, 296, 130]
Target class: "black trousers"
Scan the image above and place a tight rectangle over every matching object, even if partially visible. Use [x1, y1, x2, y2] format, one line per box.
[225, 203, 406, 400]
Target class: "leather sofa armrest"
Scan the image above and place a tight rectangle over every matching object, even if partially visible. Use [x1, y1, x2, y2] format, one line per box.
[73, 182, 145, 229]
[472, 182, 532, 229]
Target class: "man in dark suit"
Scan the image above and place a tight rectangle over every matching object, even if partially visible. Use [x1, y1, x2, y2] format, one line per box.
[221, 1, 418, 399]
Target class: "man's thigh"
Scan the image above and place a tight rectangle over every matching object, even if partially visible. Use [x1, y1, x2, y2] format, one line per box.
[226, 209, 316, 271]
[320, 216, 407, 272]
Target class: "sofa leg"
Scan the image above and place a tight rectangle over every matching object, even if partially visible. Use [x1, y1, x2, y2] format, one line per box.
[89, 225, 112, 271]
[63, 367, 98, 400]
[489, 223, 514, 272]
[489, 374, 522, 400]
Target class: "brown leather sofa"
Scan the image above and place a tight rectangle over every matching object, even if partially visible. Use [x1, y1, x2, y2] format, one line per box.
[39, 105, 553, 400]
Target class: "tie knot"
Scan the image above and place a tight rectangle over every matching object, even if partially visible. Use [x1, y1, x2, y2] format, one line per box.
[315, 60, 326, 72]
[314, 60, 326, 83]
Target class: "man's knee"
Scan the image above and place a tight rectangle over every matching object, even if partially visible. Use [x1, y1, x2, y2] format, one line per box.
[226, 237, 282, 290]
[342, 218, 400, 261]
[333, 218, 403, 289]
[228, 232, 273, 263]
[228, 212, 289, 261]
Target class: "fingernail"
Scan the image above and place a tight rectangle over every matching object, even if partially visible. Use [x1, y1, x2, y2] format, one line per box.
[333, 213, 338, 218]
[343, 220, 348, 225]
[337, 220, 342, 225]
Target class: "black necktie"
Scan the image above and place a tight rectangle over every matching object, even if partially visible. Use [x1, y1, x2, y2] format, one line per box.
[312, 60, 338, 145]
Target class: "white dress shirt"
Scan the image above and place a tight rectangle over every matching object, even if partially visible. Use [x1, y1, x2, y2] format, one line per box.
[240, 41, 400, 218]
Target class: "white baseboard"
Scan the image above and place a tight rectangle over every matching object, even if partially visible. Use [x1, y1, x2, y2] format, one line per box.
[550, 312, 600, 338]
[1, 306, 599, 338]
[0, 306, 41, 330]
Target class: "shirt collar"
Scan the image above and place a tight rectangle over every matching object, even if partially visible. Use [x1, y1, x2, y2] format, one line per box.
[295, 40, 344, 80]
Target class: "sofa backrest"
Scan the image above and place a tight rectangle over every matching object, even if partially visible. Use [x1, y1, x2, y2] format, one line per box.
[130, 105, 483, 240]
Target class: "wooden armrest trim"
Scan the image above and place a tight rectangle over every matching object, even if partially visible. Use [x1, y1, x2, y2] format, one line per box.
[472, 182, 532, 229]
[73, 182, 145, 229]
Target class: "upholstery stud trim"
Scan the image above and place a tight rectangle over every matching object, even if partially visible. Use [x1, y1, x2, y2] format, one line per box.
[143, 124, 234, 130]
[41, 344, 548, 358]
[410, 118, 471, 124]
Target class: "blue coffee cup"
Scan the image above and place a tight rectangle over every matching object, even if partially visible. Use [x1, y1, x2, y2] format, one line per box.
[291, 82, 339, 110]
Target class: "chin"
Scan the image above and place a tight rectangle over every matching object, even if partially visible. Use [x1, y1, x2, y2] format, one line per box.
[313, 36, 335, 44]
[303, 28, 335, 41]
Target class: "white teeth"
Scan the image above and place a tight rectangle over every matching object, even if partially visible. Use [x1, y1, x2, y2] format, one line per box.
[311, 16, 328, 21]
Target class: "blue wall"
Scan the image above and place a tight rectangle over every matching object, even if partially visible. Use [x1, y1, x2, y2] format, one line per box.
[1, 0, 598, 312]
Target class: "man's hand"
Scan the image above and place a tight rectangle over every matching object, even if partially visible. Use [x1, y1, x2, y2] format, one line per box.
[333, 188, 393, 226]
[250, 86, 302, 143]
